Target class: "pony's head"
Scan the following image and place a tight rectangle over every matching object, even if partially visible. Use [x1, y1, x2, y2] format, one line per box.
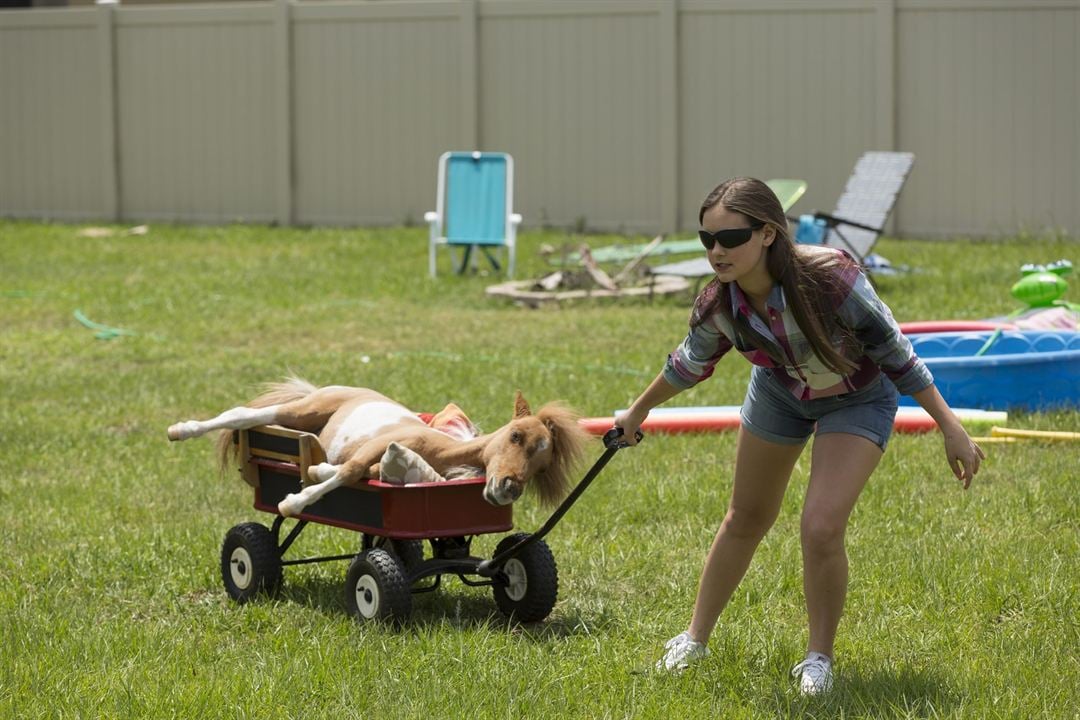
[481, 391, 589, 507]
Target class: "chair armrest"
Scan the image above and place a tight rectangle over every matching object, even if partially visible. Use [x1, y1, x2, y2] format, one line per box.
[424, 211, 439, 223]
[813, 211, 882, 234]
[509, 213, 522, 225]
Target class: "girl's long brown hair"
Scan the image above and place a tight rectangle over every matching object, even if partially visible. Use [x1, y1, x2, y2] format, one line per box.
[694, 177, 858, 375]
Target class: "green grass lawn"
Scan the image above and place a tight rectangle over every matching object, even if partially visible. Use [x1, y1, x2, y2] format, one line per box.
[1, 221, 1076, 719]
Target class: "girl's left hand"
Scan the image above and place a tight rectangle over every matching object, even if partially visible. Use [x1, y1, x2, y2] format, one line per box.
[942, 427, 985, 489]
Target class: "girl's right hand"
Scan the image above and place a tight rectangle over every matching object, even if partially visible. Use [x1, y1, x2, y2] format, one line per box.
[613, 409, 647, 446]
[613, 373, 681, 448]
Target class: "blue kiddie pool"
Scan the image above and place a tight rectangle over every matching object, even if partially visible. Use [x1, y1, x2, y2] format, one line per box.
[901, 330, 1080, 411]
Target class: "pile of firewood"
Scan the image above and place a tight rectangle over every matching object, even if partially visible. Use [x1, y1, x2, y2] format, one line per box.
[486, 236, 689, 306]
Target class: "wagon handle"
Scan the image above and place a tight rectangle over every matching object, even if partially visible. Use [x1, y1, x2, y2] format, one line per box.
[602, 425, 644, 450]
[476, 427, 642, 577]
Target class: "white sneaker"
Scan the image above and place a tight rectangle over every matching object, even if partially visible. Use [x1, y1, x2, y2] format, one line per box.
[791, 652, 834, 695]
[655, 631, 708, 672]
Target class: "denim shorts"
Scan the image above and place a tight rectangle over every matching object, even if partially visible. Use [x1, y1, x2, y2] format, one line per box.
[740, 367, 899, 451]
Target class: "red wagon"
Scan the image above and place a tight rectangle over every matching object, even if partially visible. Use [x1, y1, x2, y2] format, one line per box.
[220, 424, 636, 624]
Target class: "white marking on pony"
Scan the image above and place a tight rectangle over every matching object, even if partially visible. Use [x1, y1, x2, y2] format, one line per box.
[445, 465, 484, 480]
[379, 442, 446, 485]
[309, 462, 338, 483]
[326, 401, 417, 463]
[167, 404, 281, 441]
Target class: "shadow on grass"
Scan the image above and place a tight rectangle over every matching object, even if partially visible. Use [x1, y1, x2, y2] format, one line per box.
[408, 594, 603, 641]
[275, 570, 599, 639]
[769, 667, 960, 718]
[390, 588, 604, 641]
[276, 571, 349, 617]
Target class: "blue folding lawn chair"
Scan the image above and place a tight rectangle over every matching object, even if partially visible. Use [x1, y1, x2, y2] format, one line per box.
[425, 151, 522, 278]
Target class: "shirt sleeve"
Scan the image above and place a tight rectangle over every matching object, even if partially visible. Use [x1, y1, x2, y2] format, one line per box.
[837, 269, 934, 395]
[663, 317, 734, 390]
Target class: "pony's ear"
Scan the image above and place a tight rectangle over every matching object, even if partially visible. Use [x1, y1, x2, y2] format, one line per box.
[543, 417, 558, 441]
[513, 390, 532, 419]
[532, 403, 588, 507]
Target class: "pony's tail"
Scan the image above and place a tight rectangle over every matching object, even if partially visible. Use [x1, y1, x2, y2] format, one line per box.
[214, 376, 318, 474]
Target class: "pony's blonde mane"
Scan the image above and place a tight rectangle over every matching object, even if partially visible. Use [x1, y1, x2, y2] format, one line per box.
[213, 376, 318, 473]
[532, 402, 590, 507]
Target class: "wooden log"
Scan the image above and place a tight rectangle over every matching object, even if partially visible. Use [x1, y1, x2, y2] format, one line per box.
[613, 234, 665, 286]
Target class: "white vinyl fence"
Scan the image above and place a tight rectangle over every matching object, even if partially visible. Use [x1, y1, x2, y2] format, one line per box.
[1, 0, 1077, 237]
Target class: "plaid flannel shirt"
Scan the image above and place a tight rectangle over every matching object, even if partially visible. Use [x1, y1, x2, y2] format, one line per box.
[663, 251, 933, 401]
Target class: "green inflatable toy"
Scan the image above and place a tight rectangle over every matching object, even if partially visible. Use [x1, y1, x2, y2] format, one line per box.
[1011, 259, 1078, 310]
[976, 260, 1077, 357]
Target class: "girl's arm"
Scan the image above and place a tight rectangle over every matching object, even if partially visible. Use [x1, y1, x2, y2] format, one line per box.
[833, 261, 983, 487]
[613, 372, 684, 446]
[618, 285, 734, 445]
[910, 384, 985, 489]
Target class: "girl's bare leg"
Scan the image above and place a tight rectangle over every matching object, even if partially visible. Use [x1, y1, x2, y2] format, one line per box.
[801, 432, 883, 658]
[688, 428, 804, 643]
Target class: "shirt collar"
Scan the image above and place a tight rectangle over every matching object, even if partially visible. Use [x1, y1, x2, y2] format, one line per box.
[728, 281, 786, 317]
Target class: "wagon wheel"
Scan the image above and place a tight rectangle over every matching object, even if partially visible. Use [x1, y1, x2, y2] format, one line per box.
[221, 522, 283, 603]
[344, 549, 412, 624]
[491, 533, 558, 623]
[365, 534, 425, 573]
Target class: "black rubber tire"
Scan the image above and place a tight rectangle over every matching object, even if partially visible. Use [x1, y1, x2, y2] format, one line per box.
[221, 522, 283, 603]
[344, 549, 412, 623]
[368, 535, 425, 574]
[491, 533, 558, 623]
[390, 540, 425, 573]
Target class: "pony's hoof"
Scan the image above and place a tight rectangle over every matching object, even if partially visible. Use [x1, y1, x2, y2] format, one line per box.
[167, 422, 194, 441]
[278, 496, 301, 517]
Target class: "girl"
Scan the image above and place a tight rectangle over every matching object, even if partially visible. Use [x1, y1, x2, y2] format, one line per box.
[614, 177, 983, 694]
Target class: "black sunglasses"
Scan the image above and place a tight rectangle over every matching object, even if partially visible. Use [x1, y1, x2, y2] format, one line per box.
[698, 222, 765, 250]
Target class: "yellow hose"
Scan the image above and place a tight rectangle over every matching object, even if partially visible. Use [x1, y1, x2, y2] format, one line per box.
[990, 426, 1080, 441]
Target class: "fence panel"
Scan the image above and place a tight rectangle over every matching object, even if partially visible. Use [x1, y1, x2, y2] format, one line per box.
[0, 0, 1077, 237]
[479, 1, 664, 233]
[114, 5, 276, 223]
[0, 10, 107, 220]
[679, 1, 880, 228]
[291, 2, 463, 226]
[896, 2, 1080, 236]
